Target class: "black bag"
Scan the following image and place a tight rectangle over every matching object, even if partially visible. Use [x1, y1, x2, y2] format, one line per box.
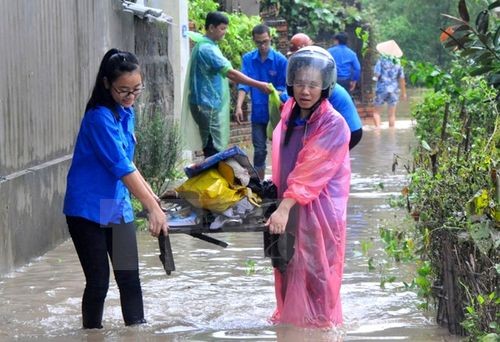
[263, 230, 295, 274]
[262, 182, 295, 274]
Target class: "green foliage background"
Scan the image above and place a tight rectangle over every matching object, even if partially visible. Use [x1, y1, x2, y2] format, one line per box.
[386, 1, 499, 339]
[359, 0, 489, 68]
[259, 0, 359, 38]
[188, 0, 261, 70]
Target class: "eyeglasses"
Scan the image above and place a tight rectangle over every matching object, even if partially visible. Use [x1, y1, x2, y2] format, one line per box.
[112, 85, 145, 98]
[254, 39, 271, 46]
[293, 81, 322, 90]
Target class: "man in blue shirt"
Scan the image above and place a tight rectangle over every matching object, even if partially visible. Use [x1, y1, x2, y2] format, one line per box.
[235, 24, 288, 180]
[327, 32, 361, 95]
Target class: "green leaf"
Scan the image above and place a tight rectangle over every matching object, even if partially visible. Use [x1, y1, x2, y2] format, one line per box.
[458, 0, 470, 22]
[479, 333, 500, 342]
[468, 222, 493, 254]
[488, 1, 500, 11]
[421, 140, 432, 151]
[475, 10, 489, 35]
[361, 240, 373, 255]
[454, 24, 472, 32]
[368, 257, 376, 271]
[493, 25, 500, 48]
[380, 276, 397, 289]
[467, 189, 490, 215]
[415, 275, 430, 289]
[417, 262, 431, 276]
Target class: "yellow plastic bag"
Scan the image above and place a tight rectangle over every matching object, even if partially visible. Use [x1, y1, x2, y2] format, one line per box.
[218, 160, 262, 207]
[266, 84, 282, 140]
[176, 168, 243, 213]
[218, 159, 250, 187]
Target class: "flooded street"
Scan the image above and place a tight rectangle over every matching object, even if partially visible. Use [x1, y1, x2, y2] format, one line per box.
[0, 94, 460, 341]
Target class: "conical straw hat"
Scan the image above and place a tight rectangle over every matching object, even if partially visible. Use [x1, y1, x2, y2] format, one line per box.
[376, 40, 403, 58]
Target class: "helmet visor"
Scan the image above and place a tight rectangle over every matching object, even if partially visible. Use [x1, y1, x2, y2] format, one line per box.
[286, 49, 336, 91]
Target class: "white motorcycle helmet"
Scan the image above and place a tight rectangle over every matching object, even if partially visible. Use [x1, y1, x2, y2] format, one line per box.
[286, 45, 337, 99]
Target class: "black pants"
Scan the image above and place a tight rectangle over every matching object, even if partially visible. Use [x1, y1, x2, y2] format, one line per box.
[337, 78, 352, 95]
[203, 134, 219, 158]
[349, 128, 363, 150]
[66, 216, 145, 328]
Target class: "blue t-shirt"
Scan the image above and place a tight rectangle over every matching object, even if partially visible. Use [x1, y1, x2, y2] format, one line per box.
[189, 39, 232, 110]
[282, 84, 362, 132]
[327, 44, 361, 81]
[328, 83, 362, 131]
[238, 48, 287, 124]
[63, 105, 137, 225]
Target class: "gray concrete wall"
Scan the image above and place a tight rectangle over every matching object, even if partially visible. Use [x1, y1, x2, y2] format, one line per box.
[134, 17, 174, 117]
[0, 0, 136, 274]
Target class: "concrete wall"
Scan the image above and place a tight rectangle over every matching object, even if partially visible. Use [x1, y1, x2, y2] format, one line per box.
[134, 17, 174, 117]
[147, 0, 189, 121]
[0, 0, 137, 274]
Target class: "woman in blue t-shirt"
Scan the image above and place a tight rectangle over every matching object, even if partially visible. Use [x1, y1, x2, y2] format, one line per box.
[63, 49, 168, 329]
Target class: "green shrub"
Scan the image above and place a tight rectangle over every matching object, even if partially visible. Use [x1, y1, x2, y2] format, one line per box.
[383, 2, 499, 338]
[188, 0, 262, 70]
[134, 110, 182, 193]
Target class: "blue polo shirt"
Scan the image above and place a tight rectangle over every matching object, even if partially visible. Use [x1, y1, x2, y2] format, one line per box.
[63, 105, 137, 225]
[238, 48, 287, 124]
[327, 44, 361, 81]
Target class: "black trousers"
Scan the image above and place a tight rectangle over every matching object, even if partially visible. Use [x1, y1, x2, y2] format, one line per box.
[349, 128, 363, 150]
[66, 216, 145, 328]
[337, 78, 352, 95]
[203, 134, 219, 158]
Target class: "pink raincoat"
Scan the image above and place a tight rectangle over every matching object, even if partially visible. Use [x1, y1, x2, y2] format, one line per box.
[270, 98, 351, 328]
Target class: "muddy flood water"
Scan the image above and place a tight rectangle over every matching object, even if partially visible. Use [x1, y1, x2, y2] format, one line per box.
[0, 92, 462, 341]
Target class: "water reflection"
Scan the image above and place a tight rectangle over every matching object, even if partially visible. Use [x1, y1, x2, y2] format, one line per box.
[0, 99, 459, 341]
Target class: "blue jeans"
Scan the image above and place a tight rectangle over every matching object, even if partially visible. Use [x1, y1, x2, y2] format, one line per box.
[252, 123, 268, 172]
[66, 216, 145, 328]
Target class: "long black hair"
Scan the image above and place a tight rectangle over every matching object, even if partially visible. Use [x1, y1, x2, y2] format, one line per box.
[85, 49, 140, 112]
